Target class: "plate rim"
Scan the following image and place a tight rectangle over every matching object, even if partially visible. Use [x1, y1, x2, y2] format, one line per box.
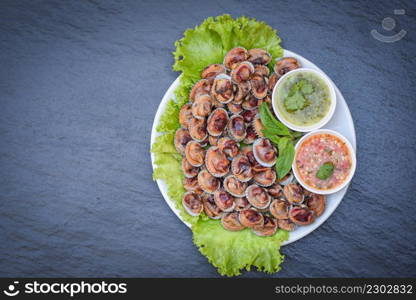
[150, 49, 356, 246]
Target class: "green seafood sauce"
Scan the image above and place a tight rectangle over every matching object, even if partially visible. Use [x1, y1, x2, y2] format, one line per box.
[276, 71, 331, 126]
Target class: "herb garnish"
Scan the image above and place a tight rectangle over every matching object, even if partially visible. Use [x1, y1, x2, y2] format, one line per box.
[259, 101, 292, 137]
[284, 79, 314, 111]
[316, 162, 334, 180]
[259, 102, 297, 179]
[275, 137, 295, 180]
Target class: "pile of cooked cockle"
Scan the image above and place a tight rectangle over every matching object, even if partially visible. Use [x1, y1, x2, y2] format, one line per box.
[174, 47, 326, 236]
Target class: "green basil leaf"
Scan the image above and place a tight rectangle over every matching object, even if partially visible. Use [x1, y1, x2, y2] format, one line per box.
[259, 102, 292, 137]
[290, 130, 304, 138]
[316, 162, 334, 180]
[275, 137, 295, 179]
[277, 136, 290, 151]
[265, 134, 280, 145]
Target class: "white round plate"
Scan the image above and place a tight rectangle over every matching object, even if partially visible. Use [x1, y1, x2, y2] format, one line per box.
[150, 49, 356, 246]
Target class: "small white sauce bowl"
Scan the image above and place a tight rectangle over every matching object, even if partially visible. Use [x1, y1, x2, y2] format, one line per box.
[272, 68, 336, 132]
[292, 129, 357, 195]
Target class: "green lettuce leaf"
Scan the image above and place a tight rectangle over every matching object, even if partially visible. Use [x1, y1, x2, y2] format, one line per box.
[156, 99, 180, 133]
[152, 133, 200, 225]
[173, 20, 224, 82]
[151, 131, 177, 154]
[173, 14, 284, 107]
[193, 219, 288, 276]
[174, 77, 193, 107]
[153, 14, 289, 276]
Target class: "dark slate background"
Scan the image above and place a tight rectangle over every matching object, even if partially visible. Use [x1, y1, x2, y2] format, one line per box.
[0, 0, 415, 278]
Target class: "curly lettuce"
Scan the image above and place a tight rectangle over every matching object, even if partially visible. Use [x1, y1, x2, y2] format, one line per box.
[152, 14, 288, 276]
[173, 14, 283, 104]
[152, 104, 200, 225]
[194, 219, 288, 276]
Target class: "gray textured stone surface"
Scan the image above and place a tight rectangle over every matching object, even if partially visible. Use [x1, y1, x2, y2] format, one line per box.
[0, 0, 415, 277]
